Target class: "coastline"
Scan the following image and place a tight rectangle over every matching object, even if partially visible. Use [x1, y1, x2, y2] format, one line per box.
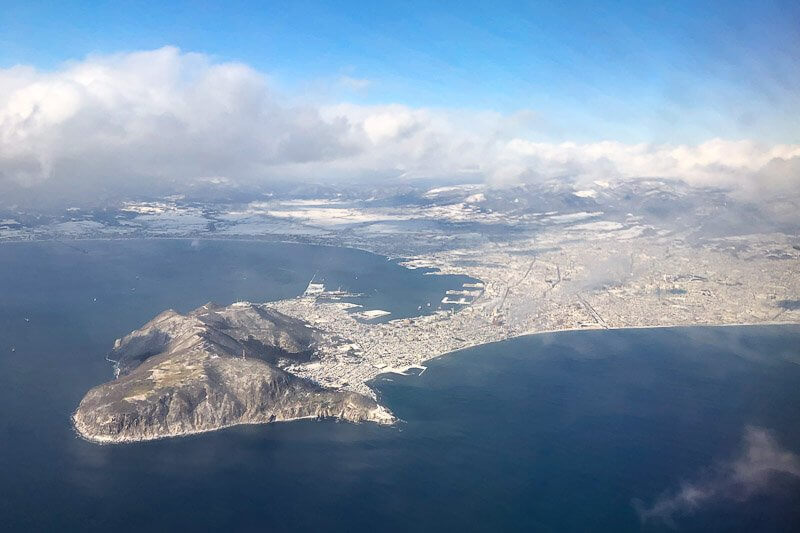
[0, 232, 415, 263]
[375, 319, 800, 380]
[73, 321, 800, 445]
[10, 236, 792, 444]
[72, 407, 397, 445]
[72, 412, 321, 445]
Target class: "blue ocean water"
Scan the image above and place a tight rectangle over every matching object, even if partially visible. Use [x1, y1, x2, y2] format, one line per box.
[0, 240, 798, 532]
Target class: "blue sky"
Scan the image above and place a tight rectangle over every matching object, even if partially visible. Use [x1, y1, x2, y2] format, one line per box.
[2, 0, 798, 144]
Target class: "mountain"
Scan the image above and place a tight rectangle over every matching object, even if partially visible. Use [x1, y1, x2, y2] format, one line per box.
[73, 302, 394, 443]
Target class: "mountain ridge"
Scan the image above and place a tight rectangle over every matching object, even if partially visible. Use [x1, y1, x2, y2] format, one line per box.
[73, 302, 394, 444]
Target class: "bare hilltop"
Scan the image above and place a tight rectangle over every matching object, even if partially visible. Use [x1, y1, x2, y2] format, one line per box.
[73, 302, 394, 444]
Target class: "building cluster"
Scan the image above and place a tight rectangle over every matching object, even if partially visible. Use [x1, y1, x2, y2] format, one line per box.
[268, 230, 800, 397]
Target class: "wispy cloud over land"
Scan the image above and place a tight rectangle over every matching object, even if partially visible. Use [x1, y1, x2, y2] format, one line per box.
[634, 426, 800, 526]
[1, 47, 799, 204]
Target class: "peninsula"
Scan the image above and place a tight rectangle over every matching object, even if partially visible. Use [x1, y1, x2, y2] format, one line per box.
[67, 181, 800, 443]
[73, 302, 394, 443]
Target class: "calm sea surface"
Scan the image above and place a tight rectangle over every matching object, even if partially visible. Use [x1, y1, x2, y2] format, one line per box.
[0, 240, 798, 532]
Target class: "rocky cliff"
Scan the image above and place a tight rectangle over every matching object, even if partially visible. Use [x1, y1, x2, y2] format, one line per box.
[73, 302, 394, 443]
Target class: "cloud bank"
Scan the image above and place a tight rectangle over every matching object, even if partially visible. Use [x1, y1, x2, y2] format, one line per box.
[1, 47, 799, 203]
[634, 426, 800, 526]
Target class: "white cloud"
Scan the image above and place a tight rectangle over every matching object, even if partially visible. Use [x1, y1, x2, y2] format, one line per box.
[634, 426, 800, 526]
[500, 138, 800, 192]
[1, 47, 798, 203]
